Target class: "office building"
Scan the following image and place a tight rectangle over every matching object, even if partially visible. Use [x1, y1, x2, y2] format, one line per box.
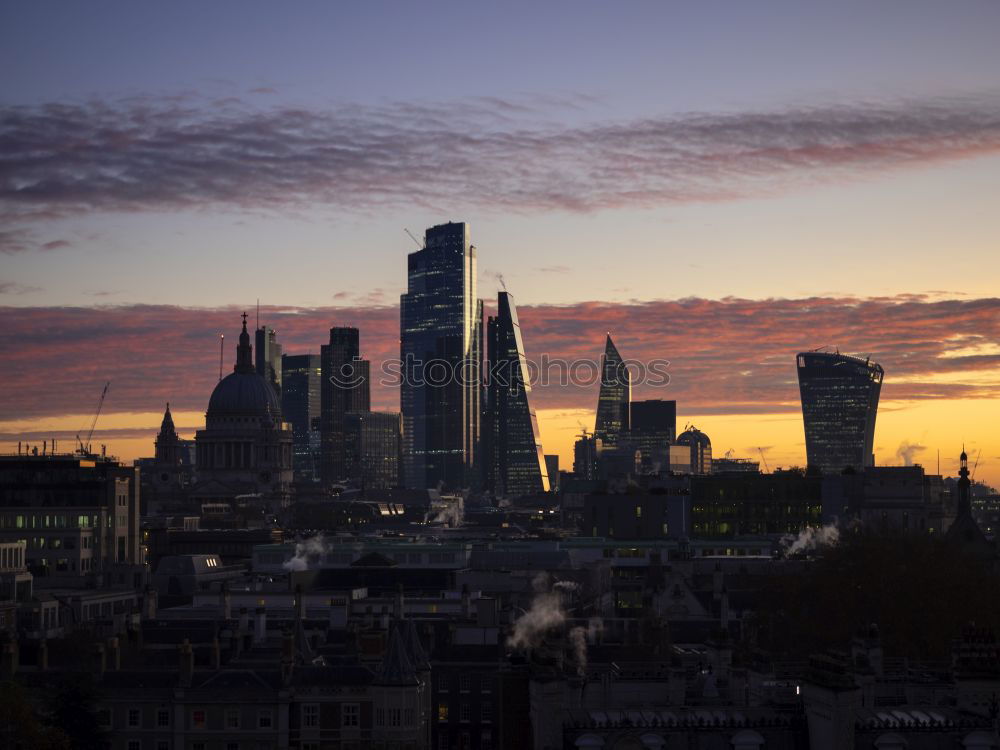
[281, 353, 322, 481]
[255, 325, 282, 397]
[594, 334, 630, 448]
[0, 452, 141, 582]
[630, 399, 677, 473]
[676, 426, 713, 475]
[400, 222, 482, 490]
[320, 328, 370, 485]
[797, 351, 883, 474]
[573, 433, 602, 481]
[345, 411, 402, 490]
[483, 291, 549, 498]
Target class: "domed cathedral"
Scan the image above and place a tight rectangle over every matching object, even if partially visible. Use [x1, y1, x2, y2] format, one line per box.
[193, 313, 293, 508]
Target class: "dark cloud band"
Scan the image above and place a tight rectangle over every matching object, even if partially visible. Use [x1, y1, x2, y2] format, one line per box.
[3, 93, 1000, 252]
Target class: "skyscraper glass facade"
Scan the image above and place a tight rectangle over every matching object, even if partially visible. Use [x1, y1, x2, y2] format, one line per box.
[281, 353, 321, 481]
[797, 351, 884, 475]
[483, 292, 549, 498]
[594, 335, 631, 448]
[400, 222, 481, 490]
[320, 328, 370, 485]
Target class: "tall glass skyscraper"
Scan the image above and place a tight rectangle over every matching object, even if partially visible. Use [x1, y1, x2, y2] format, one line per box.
[281, 353, 321, 481]
[400, 222, 482, 490]
[594, 334, 631, 448]
[255, 326, 282, 397]
[483, 291, 549, 498]
[320, 327, 370, 485]
[797, 351, 884, 474]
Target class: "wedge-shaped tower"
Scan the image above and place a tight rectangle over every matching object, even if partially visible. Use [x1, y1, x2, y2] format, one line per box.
[483, 291, 549, 497]
[594, 334, 631, 447]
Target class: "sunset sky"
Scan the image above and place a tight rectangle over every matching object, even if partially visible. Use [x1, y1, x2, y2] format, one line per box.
[2, 1, 999, 486]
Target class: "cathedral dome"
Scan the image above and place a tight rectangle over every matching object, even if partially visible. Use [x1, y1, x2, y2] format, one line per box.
[208, 371, 280, 416]
[206, 312, 281, 418]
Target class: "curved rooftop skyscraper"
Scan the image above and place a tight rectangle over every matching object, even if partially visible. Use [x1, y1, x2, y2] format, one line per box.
[797, 351, 884, 475]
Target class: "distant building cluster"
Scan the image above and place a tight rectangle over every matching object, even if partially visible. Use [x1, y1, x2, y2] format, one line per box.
[2, 221, 998, 749]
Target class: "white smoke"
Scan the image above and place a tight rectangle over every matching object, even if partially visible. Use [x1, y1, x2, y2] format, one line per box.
[781, 523, 840, 555]
[430, 500, 464, 527]
[553, 580, 580, 593]
[283, 534, 327, 571]
[896, 440, 927, 467]
[567, 618, 605, 677]
[507, 573, 568, 649]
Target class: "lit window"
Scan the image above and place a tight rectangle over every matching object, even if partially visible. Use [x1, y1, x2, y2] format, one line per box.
[438, 703, 449, 722]
[192, 709, 206, 729]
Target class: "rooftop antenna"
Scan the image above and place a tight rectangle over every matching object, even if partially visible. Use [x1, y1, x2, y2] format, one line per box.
[404, 228, 422, 249]
[497, 273, 507, 291]
[256, 299, 260, 330]
[219, 334, 225, 381]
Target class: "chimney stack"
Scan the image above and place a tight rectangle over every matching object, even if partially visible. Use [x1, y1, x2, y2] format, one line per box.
[295, 585, 306, 623]
[394, 583, 404, 620]
[143, 586, 158, 619]
[461, 584, 472, 620]
[2, 641, 18, 679]
[220, 584, 231, 620]
[93, 643, 106, 676]
[107, 637, 121, 671]
[254, 607, 267, 644]
[179, 639, 194, 687]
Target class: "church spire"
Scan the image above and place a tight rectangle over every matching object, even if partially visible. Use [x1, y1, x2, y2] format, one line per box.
[235, 312, 254, 373]
[957, 447, 971, 518]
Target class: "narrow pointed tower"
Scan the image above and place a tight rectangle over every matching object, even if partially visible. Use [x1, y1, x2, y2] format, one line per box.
[594, 334, 631, 448]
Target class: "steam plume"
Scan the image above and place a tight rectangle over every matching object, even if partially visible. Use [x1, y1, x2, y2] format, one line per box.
[283, 533, 327, 571]
[781, 523, 840, 555]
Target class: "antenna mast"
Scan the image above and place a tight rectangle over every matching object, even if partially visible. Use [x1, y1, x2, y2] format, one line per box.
[219, 334, 225, 381]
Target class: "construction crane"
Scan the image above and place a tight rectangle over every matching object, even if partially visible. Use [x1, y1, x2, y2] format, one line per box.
[404, 228, 423, 249]
[972, 449, 983, 482]
[758, 447, 770, 473]
[77, 381, 110, 455]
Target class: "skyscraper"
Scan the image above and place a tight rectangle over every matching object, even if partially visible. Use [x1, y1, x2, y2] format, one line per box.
[483, 291, 549, 498]
[797, 351, 883, 474]
[255, 325, 282, 397]
[630, 399, 677, 473]
[400, 222, 482, 490]
[320, 328, 370, 485]
[345, 410, 402, 490]
[594, 334, 631, 448]
[281, 353, 321, 481]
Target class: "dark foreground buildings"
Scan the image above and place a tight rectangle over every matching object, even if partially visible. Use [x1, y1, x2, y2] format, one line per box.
[797, 350, 883, 475]
[400, 222, 482, 491]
